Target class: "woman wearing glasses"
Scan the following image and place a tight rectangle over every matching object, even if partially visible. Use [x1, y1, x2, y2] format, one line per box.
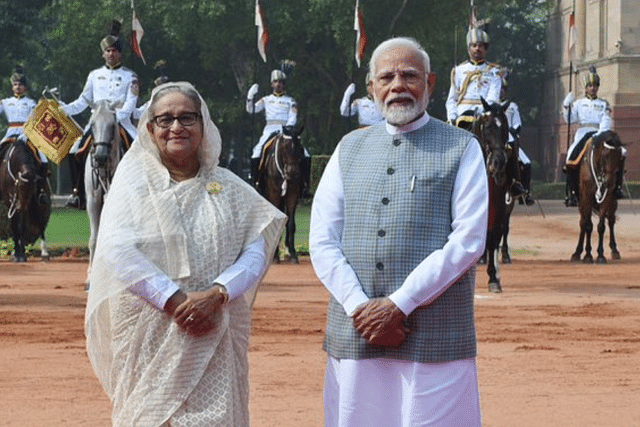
[85, 82, 286, 426]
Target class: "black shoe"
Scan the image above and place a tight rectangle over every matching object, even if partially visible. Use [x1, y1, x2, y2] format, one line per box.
[524, 194, 535, 206]
[510, 181, 527, 198]
[565, 195, 578, 207]
[615, 187, 625, 199]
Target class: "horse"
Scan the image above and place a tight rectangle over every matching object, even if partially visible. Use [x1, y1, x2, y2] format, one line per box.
[571, 130, 624, 264]
[259, 126, 304, 264]
[472, 98, 511, 293]
[0, 139, 51, 262]
[84, 100, 125, 284]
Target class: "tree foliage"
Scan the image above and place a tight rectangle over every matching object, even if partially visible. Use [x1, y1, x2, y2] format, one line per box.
[1, 0, 552, 170]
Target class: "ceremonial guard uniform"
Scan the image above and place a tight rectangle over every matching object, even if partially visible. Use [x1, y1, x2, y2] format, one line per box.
[0, 68, 48, 167]
[340, 76, 384, 127]
[247, 68, 310, 194]
[562, 67, 624, 206]
[447, 27, 526, 198]
[61, 20, 138, 209]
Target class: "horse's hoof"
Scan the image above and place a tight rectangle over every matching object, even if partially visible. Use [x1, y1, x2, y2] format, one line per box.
[582, 255, 594, 264]
[501, 254, 512, 264]
[488, 282, 502, 293]
[611, 251, 621, 260]
[288, 257, 299, 265]
[596, 256, 607, 264]
[570, 253, 581, 262]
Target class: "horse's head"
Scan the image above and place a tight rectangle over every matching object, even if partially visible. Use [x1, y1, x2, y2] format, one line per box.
[589, 131, 624, 195]
[473, 98, 510, 185]
[1, 140, 45, 211]
[89, 99, 120, 167]
[277, 126, 304, 181]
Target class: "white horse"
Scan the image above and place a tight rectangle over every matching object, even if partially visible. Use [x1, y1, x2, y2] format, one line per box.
[84, 100, 125, 287]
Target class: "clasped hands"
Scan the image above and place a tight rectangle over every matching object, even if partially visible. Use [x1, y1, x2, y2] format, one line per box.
[165, 285, 227, 337]
[351, 298, 410, 347]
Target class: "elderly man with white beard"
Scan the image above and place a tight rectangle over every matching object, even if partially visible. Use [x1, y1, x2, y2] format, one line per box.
[309, 37, 488, 427]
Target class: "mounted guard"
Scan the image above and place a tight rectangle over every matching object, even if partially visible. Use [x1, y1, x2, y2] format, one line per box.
[562, 66, 626, 206]
[60, 18, 139, 209]
[446, 24, 527, 200]
[246, 61, 310, 196]
[339, 73, 384, 127]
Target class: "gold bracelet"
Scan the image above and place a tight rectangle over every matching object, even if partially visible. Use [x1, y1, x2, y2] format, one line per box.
[214, 283, 229, 305]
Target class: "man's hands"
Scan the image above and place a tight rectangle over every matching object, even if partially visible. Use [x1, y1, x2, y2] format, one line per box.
[165, 285, 228, 337]
[352, 298, 410, 347]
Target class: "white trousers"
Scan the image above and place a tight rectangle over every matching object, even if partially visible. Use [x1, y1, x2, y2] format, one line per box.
[324, 356, 481, 427]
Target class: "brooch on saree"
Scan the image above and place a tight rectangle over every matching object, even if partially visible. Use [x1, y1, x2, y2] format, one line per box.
[206, 181, 223, 195]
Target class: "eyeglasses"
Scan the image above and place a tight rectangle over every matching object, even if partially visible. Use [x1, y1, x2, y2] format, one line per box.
[152, 112, 201, 128]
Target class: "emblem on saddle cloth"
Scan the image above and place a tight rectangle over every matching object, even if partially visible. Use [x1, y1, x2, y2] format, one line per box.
[23, 98, 82, 164]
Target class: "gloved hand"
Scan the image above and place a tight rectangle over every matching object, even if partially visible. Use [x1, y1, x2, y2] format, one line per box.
[344, 83, 356, 98]
[247, 83, 259, 99]
[563, 92, 574, 108]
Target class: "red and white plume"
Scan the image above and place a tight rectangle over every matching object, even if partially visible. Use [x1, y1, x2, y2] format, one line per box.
[255, 0, 269, 63]
[354, 0, 367, 68]
[568, 11, 576, 59]
[131, 1, 146, 65]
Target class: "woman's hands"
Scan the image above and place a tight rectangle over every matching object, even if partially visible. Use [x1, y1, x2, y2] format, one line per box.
[165, 285, 228, 337]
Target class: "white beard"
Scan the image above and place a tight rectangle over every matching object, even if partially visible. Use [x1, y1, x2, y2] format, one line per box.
[377, 91, 429, 126]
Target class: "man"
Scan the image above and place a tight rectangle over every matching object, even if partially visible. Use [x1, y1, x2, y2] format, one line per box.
[246, 69, 299, 186]
[562, 66, 624, 206]
[310, 37, 488, 427]
[60, 20, 138, 209]
[446, 26, 526, 198]
[0, 67, 48, 170]
[339, 73, 384, 127]
[500, 76, 535, 206]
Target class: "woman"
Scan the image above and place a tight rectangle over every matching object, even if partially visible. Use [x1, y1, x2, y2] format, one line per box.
[85, 82, 286, 426]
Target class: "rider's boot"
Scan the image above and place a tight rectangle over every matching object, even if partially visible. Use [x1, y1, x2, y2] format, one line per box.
[564, 167, 578, 207]
[300, 155, 312, 198]
[615, 157, 626, 199]
[250, 158, 260, 189]
[520, 162, 535, 206]
[66, 154, 86, 210]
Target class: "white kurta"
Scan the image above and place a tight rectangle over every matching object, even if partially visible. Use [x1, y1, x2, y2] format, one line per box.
[309, 113, 487, 427]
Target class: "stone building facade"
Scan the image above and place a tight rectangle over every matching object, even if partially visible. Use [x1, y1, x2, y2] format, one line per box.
[537, 0, 640, 181]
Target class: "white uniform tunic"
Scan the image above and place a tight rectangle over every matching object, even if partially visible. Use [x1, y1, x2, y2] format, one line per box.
[446, 60, 502, 122]
[62, 64, 139, 150]
[563, 96, 612, 162]
[246, 93, 297, 158]
[0, 95, 47, 163]
[503, 100, 530, 164]
[340, 96, 384, 127]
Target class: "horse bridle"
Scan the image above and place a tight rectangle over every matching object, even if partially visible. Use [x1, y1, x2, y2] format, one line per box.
[4, 144, 44, 219]
[90, 140, 117, 194]
[273, 134, 301, 197]
[588, 140, 619, 204]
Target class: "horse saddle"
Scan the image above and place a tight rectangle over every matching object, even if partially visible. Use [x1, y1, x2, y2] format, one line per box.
[566, 138, 593, 169]
[75, 126, 133, 158]
[258, 132, 280, 172]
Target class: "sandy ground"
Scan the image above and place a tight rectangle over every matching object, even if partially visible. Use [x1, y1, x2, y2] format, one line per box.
[0, 200, 639, 426]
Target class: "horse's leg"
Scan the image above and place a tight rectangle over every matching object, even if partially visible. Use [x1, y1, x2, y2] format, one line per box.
[478, 248, 487, 265]
[608, 212, 621, 260]
[85, 164, 100, 288]
[11, 214, 27, 262]
[285, 197, 298, 264]
[581, 215, 594, 264]
[501, 212, 512, 264]
[40, 238, 49, 261]
[595, 214, 607, 264]
[487, 247, 502, 293]
[571, 210, 587, 262]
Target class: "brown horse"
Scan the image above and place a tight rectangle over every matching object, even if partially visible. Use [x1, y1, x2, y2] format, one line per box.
[0, 139, 51, 262]
[472, 98, 511, 292]
[571, 131, 624, 264]
[259, 126, 304, 264]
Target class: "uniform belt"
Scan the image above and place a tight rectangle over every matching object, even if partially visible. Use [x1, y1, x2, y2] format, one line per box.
[8, 122, 24, 128]
[580, 123, 599, 127]
[266, 120, 286, 126]
[458, 99, 482, 105]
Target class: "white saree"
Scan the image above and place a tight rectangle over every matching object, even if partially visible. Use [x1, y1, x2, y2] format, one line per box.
[85, 82, 286, 427]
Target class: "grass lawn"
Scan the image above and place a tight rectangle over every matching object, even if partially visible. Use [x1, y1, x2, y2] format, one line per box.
[1, 203, 312, 258]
